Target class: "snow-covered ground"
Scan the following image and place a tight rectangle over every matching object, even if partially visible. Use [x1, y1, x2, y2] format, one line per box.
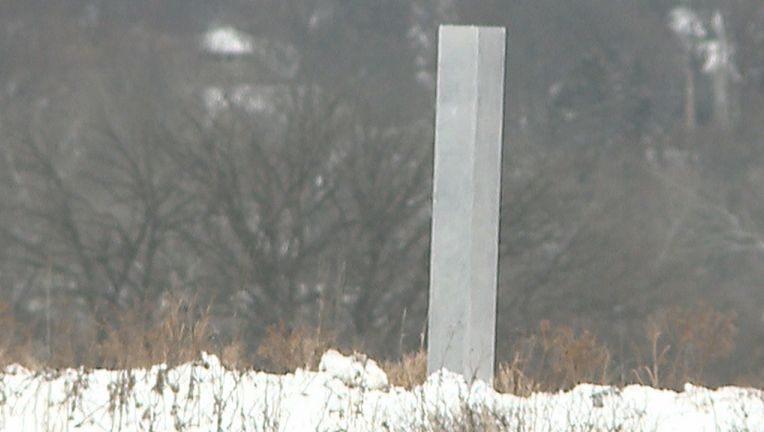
[202, 26, 254, 56]
[0, 350, 761, 431]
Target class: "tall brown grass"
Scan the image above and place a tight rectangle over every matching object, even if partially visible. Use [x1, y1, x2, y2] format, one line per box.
[0, 302, 37, 367]
[255, 321, 336, 373]
[493, 320, 611, 395]
[0, 298, 756, 393]
[390, 302, 748, 394]
[631, 301, 738, 388]
[495, 301, 741, 393]
[0, 294, 242, 370]
[95, 293, 217, 368]
[382, 349, 427, 389]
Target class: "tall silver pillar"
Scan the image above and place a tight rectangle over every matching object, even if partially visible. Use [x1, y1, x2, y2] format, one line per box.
[427, 25, 506, 383]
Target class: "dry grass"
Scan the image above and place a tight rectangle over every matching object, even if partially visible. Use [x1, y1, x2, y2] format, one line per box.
[96, 294, 216, 368]
[494, 320, 611, 394]
[0, 298, 757, 393]
[632, 301, 738, 388]
[494, 301, 742, 393]
[0, 302, 37, 367]
[255, 321, 336, 373]
[0, 293, 242, 370]
[541, 320, 611, 386]
[494, 355, 544, 397]
[382, 349, 427, 389]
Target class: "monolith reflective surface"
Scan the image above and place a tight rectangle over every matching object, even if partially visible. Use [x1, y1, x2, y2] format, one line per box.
[427, 25, 506, 383]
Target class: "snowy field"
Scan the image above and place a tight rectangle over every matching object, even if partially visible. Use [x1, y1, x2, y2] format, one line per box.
[0, 350, 761, 431]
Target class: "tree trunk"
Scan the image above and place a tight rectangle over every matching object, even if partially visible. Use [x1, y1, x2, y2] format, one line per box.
[684, 54, 696, 132]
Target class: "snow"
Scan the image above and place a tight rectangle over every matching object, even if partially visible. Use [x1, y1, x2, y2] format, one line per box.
[202, 85, 284, 119]
[318, 349, 388, 390]
[669, 7, 706, 41]
[200, 25, 300, 77]
[668, 7, 739, 80]
[204, 85, 264, 115]
[202, 26, 254, 55]
[700, 40, 725, 73]
[0, 351, 761, 431]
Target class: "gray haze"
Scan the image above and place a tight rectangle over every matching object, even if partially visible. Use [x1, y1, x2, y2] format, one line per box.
[0, 0, 762, 384]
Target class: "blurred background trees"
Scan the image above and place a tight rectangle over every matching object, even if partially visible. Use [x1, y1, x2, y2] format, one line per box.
[0, 0, 762, 384]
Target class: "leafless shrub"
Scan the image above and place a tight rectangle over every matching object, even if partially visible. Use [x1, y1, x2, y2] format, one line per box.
[497, 320, 611, 394]
[633, 301, 738, 388]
